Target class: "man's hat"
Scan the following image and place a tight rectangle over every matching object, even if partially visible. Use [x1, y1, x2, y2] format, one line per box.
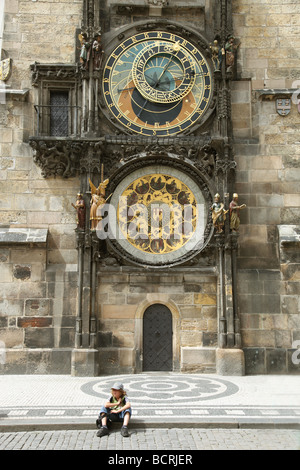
[112, 382, 124, 390]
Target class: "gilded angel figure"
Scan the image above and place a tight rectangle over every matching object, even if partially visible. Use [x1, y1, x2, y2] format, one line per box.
[89, 178, 109, 231]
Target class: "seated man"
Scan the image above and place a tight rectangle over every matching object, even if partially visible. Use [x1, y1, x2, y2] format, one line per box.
[96, 382, 131, 437]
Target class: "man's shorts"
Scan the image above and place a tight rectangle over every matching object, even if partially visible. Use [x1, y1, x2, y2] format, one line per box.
[99, 405, 132, 422]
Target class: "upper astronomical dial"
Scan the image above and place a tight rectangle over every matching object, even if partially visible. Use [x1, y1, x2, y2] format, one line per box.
[102, 31, 213, 137]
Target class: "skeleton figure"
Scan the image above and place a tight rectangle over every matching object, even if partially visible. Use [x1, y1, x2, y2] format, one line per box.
[92, 33, 104, 70]
[210, 39, 224, 71]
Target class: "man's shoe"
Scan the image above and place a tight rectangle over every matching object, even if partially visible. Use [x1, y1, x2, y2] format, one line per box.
[97, 426, 109, 437]
[96, 418, 102, 429]
[121, 426, 129, 437]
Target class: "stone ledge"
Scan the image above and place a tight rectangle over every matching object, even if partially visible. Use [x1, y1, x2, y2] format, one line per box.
[0, 88, 29, 101]
[0, 227, 48, 245]
[278, 225, 300, 247]
[255, 88, 298, 101]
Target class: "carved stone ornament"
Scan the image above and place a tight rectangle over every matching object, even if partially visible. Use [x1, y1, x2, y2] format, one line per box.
[215, 158, 236, 174]
[29, 139, 88, 178]
[0, 58, 12, 82]
[30, 63, 78, 87]
[148, 0, 168, 5]
[29, 135, 225, 184]
[107, 141, 219, 182]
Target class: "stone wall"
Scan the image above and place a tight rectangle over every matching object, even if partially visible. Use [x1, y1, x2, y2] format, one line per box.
[232, 0, 300, 373]
[0, 0, 299, 375]
[4, 0, 81, 84]
[0, 228, 77, 373]
[0, 1, 82, 373]
[105, 0, 206, 32]
[96, 271, 218, 374]
[1, 0, 82, 256]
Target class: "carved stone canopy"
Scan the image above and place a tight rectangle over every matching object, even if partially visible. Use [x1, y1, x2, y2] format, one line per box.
[28, 135, 229, 182]
[30, 63, 79, 87]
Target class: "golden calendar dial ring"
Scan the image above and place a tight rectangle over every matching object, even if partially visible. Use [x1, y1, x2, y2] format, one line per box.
[132, 42, 196, 104]
[117, 173, 198, 256]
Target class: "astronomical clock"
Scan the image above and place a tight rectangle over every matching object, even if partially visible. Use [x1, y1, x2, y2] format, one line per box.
[28, 2, 242, 373]
[100, 26, 217, 267]
[102, 31, 213, 137]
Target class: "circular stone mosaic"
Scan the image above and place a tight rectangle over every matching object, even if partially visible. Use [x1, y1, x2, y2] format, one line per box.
[80, 375, 239, 403]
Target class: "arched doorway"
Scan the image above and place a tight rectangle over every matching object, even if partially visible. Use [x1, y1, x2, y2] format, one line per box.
[143, 304, 173, 371]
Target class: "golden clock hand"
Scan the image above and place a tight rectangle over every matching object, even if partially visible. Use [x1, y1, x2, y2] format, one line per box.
[143, 72, 157, 83]
[136, 97, 149, 118]
[117, 85, 135, 93]
[143, 72, 171, 91]
[152, 43, 181, 88]
[155, 57, 174, 85]
[157, 71, 209, 85]
[157, 71, 204, 85]
[147, 70, 202, 89]
[116, 72, 173, 93]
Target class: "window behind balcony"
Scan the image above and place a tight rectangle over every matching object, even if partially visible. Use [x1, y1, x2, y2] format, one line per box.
[50, 91, 69, 136]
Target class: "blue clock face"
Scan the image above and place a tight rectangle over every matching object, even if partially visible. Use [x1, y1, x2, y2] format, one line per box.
[102, 31, 213, 137]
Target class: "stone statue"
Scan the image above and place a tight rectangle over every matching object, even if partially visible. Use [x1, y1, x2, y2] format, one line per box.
[72, 193, 86, 230]
[89, 177, 109, 231]
[211, 193, 228, 233]
[225, 36, 240, 73]
[229, 193, 246, 232]
[210, 39, 224, 71]
[92, 33, 104, 70]
[79, 32, 91, 70]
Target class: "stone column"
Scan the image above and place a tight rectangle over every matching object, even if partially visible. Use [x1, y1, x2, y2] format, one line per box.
[88, 60, 95, 132]
[90, 232, 99, 348]
[75, 229, 85, 348]
[216, 233, 227, 348]
[71, 176, 99, 376]
[216, 231, 245, 376]
[231, 232, 242, 348]
[224, 235, 235, 348]
[81, 78, 88, 134]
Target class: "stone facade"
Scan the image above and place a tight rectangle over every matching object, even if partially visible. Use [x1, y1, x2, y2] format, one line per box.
[231, 0, 300, 374]
[0, 0, 299, 375]
[97, 271, 218, 374]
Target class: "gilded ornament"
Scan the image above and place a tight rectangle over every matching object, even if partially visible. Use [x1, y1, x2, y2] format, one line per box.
[0, 58, 12, 82]
[117, 173, 198, 254]
[89, 177, 110, 231]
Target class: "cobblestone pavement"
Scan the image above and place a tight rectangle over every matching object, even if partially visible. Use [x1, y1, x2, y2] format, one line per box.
[0, 428, 299, 451]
